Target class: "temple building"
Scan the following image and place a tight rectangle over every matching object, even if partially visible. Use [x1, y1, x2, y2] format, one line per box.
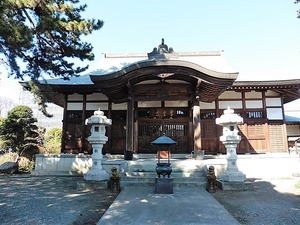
[23, 39, 300, 158]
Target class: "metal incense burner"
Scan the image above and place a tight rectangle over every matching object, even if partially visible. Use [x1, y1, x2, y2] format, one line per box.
[151, 134, 177, 194]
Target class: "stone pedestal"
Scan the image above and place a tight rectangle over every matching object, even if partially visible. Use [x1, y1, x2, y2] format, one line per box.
[219, 140, 246, 182]
[84, 109, 112, 181]
[155, 178, 173, 194]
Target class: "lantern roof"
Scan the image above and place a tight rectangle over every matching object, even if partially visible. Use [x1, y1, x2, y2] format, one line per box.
[151, 134, 177, 145]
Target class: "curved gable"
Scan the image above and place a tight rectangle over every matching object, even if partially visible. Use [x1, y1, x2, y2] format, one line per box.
[90, 59, 238, 103]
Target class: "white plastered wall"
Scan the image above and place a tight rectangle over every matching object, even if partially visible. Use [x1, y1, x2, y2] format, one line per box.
[219, 101, 242, 109]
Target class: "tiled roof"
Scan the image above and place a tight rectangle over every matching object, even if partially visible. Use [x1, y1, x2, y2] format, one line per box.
[285, 115, 300, 123]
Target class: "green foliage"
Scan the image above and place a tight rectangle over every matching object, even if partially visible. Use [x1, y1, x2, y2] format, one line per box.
[0, 153, 35, 173]
[0, 0, 103, 116]
[44, 127, 62, 154]
[0, 105, 40, 158]
[296, 1, 300, 18]
[0, 0, 103, 80]
[18, 156, 35, 173]
[295, 179, 300, 189]
[0, 152, 17, 165]
[28, 80, 53, 117]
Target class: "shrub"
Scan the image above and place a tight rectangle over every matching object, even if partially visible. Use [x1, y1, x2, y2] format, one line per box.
[295, 180, 300, 189]
[44, 127, 62, 154]
[0, 153, 34, 173]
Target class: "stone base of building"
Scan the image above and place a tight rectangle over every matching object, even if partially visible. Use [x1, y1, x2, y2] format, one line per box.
[216, 179, 254, 191]
[32, 154, 92, 176]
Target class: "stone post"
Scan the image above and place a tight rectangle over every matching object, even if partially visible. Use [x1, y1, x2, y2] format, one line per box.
[216, 107, 246, 182]
[84, 108, 112, 181]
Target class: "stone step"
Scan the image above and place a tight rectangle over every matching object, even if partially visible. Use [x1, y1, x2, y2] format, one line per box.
[122, 176, 206, 182]
[125, 171, 205, 178]
[121, 159, 207, 188]
[121, 171, 207, 188]
[125, 159, 206, 173]
[121, 178, 206, 188]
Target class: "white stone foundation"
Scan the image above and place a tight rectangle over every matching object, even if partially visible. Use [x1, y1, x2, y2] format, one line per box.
[84, 168, 109, 181]
[219, 170, 246, 182]
[32, 154, 92, 176]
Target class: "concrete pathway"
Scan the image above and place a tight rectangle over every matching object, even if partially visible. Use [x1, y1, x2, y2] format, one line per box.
[98, 187, 239, 225]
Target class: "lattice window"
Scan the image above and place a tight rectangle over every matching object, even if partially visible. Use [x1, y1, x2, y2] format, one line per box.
[138, 124, 161, 137]
[269, 125, 285, 152]
[246, 111, 263, 119]
[247, 125, 265, 139]
[66, 111, 82, 121]
[138, 123, 188, 137]
[164, 124, 188, 137]
[200, 112, 216, 119]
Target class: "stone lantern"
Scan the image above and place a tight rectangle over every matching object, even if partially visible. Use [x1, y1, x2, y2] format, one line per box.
[216, 107, 246, 182]
[84, 108, 112, 181]
[151, 134, 177, 194]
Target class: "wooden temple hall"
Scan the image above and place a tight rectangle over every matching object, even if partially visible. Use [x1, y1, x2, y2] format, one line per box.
[34, 39, 300, 157]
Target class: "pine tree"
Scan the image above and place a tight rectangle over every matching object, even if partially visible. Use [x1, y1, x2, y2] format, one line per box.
[0, 0, 103, 116]
[0, 0, 103, 80]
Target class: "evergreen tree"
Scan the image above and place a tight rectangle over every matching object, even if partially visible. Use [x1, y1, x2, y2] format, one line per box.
[0, 0, 103, 80]
[295, 1, 300, 18]
[0, 105, 41, 158]
[0, 1, 103, 116]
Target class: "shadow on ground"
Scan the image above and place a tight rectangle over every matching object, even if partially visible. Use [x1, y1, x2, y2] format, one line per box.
[0, 175, 118, 225]
[1, 175, 300, 225]
[211, 178, 300, 225]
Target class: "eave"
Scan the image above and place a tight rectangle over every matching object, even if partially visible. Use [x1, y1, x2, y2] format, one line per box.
[90, 60, 238, 103]
[230, 79, 300, 103]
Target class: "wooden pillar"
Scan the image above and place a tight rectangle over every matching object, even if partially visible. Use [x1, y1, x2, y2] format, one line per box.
[215, 99, 220, 152]
[81, 94, 87, 153]
[126, 98, 134, 153]
[262, 91, 266, 118]
[107, 101, 112, 153]
[193, 100, 202, 152]
[61, 94, 68, 153]
[241, 91, 246, 118]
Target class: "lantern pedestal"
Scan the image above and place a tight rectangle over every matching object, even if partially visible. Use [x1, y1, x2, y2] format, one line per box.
[155, 178, 173, 194]
[216, 107, 246, 183]
[84, 109, 112, 181]
[215, 107, 254, 191]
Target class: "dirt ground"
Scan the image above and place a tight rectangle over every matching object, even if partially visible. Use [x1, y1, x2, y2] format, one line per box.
[1, 175, 300, 225]
[212, 178, 300, 225]
[0, 175, 117, 225]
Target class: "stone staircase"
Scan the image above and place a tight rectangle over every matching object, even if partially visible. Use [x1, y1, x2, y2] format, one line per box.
[120, 159, 207, 189]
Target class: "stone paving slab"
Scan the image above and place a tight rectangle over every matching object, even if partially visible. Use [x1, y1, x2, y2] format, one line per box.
[98, 187, 239, 225]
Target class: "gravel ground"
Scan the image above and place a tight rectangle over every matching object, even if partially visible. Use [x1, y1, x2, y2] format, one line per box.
[212, 178, 300, 225]
[1, 175, 299, 225]
[0, 175, 117, 225]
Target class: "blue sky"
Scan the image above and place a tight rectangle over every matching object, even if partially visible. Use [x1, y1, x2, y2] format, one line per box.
[80, 0, 300, 80]
[1, 0, 300, 105]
